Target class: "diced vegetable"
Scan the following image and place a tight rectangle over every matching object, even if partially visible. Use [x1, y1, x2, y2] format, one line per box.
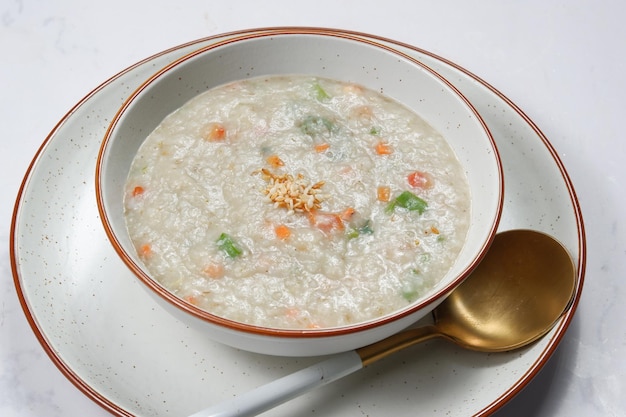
[386, 191, 428, 214]
[184, 294, 198, 305]
[401, 269, 424, 302]
[139, 243, 152, 258]
[300, 115, 335, 137]
[216, 233, 242, 258]
[275, 224, 291, 240]
[407, 171, 434, 189]
[346, 219, 374, 239]
[340, 207, 356, 221]
[314, 143, 330, 153]
[132, 186, 144, 197]
[369, 126, 381, 135]
[203, 262, 224, 278]
[266, 154, 284, 167]
[312, 82, 330, 101]
[375, 141, 393, 155]
[402, 283, 421, 301]
[402, 288, 419, 302]
[358, 220, 374, 235]
[205, 123, 226, 141]
[377, 185, 391, 202]
[308, 211, 345, 234]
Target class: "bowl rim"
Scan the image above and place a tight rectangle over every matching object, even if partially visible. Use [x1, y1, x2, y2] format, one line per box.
[95, 28, 504, 339]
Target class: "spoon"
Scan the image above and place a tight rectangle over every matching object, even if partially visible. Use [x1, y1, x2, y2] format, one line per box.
[189, 229, 576, 417]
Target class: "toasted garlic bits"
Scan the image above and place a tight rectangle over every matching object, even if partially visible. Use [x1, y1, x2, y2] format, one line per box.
[258, 168, 325, 213]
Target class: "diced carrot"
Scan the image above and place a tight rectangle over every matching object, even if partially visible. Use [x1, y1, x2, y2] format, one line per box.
[184, 295, 198, 305]
[307, 323, 321, 329]
[266, 154, 284, 167]
[203, 262, 224, 279]
[430, 226, 440, 235]
[377, 186, 391, 202]
[340, 207, 356, 221]
[205, 123, 226, 141]
[132, 186, 144, 197]
[308, 211, 345, 234]
[375, 141, 393, 155]
[314, 143, 330, 153]
[139, 243, 152, 258]
[275, 224, 291, 240]
[407, 171, 434, 189]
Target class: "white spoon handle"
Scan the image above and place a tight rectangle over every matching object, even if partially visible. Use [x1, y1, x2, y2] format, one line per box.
[188, 350, 363, 417]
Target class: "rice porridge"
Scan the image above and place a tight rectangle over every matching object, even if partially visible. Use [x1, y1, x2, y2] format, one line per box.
[124, 75, 470, 329]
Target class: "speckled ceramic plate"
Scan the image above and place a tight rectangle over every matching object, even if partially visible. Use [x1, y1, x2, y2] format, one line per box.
[11, 28, 585, 417]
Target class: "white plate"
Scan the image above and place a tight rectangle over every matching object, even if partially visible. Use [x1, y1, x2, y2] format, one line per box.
[11, 28, 585, 417]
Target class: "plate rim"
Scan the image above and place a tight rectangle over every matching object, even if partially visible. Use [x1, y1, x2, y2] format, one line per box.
[10, 26, 586, 417]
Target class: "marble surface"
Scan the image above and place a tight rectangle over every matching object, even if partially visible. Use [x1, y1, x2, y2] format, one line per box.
[1, 1, 624, 416]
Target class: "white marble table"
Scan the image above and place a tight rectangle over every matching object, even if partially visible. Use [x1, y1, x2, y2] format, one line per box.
[2, 1, 624, 416]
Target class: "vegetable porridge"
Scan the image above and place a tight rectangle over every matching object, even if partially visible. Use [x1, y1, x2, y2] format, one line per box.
[124, 75, 470, 329]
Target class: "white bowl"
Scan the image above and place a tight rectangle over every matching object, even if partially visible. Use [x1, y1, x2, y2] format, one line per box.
[96, 30, 503, 357]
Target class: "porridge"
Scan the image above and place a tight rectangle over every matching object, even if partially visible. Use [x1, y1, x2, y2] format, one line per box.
[124, 75, 470, 329]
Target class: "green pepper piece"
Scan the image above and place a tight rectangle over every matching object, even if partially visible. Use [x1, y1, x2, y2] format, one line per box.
[358, 220, 374, 235]
[369, 126, 381, 135]
[313, 82, 330, 101]
[346, 219, 375, 240]
[401, 269, 424, 302]
[402, 288, 420, 302]
[346, 228, 360, 239]
[300, 115, 335, 137]
[386, 191, 428, 214]
[216, 233, 242, 258]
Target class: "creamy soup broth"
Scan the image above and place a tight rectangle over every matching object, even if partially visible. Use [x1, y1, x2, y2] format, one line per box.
[124, 75, 470, 329]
